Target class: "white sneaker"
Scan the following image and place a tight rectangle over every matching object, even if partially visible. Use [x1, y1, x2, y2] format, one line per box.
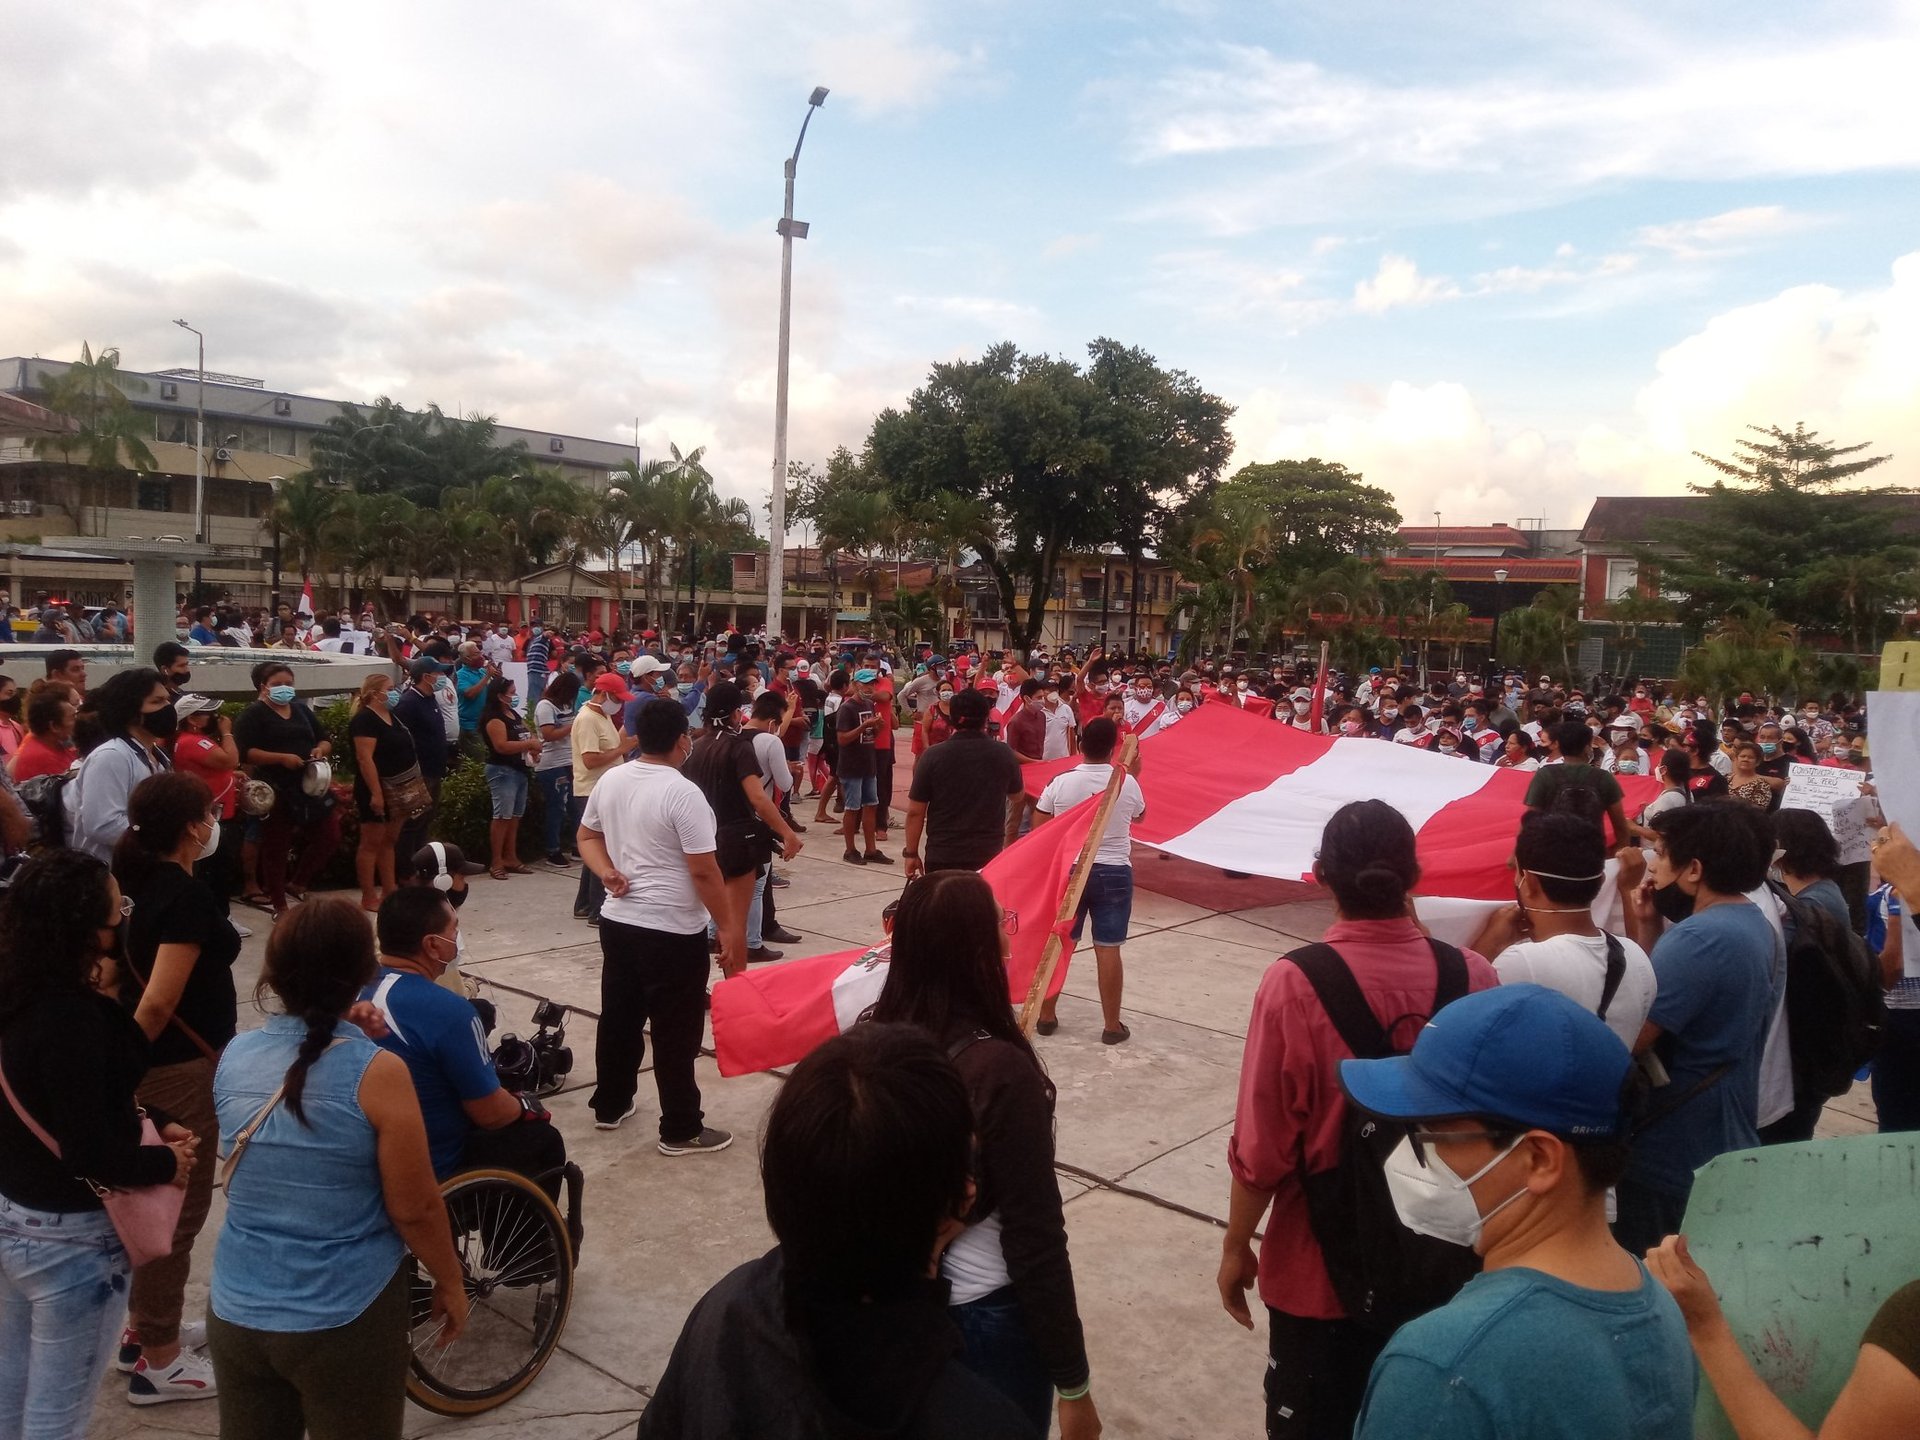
[593, 1103, 637, 1131]
[127, 1346, 218, 1404]
[114, 1320, 209, 1373]
[230, 919, 253, 939]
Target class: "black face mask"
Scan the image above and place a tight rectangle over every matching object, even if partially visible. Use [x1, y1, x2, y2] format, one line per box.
[446, 885, 469, 909]
[1651, 880, 1696, 925]
[0, 696, 17, 715]
[168, 670, 191, 689]
[143, 705, 179, 740]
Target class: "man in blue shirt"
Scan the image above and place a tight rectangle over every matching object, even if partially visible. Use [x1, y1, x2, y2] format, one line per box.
[1343, 985, 1696, 1440]
[1615, 800, 1781, 1255]
[363, 887, 566, 1184]
[453, 642, 491, 757]
[187, 605, 220, 646]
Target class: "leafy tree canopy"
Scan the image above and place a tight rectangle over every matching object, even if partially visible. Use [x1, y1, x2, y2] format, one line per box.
[1653, 423, 1914, 636]
[861, 339, 1234, 648]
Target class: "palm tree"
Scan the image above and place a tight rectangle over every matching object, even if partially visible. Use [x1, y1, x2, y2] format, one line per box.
[1600, 592, 1676, 678]
[817, 489, 894, 631]
[1808, 554, 1908, 660]
[269, 474, 344, 610]
[32, 344, 159, 534]
[876, 587, 944, 646]
[917, 493, 995, 638]
[1190, 492, 1274, 644]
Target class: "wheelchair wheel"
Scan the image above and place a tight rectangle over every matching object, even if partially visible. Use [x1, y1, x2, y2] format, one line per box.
[406, 1167, 575, 1416]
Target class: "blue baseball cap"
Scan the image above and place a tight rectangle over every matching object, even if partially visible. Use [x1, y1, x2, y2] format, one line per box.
[853, 667, 879, 683]
[1340, 984, 1634, 1138]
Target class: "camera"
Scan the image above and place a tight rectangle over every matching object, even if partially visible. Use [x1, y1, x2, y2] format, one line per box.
[491, 998, 574, 1096]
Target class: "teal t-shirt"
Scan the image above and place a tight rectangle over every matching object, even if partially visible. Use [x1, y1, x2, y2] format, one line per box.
[1356, 1265, 1694, 1440]
[454, 664, 488, 733]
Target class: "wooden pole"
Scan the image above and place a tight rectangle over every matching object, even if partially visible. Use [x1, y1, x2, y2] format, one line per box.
[1018, 733, 1138, 1035]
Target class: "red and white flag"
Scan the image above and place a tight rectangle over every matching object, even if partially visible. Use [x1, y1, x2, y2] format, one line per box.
[711, 798, 1100, 1077]
[1019, 704, 1659, 904]
[298, 577, 314, 616]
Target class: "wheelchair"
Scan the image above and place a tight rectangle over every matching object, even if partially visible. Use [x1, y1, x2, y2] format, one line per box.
[405, 1161, 585, 1416]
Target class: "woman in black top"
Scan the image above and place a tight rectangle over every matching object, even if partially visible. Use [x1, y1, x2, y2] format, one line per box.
[869, 870, 1099, 1440]
[112, 770, 238, 1399]
[0, 851, 195, 1433]
[480, 674, 541, 880]
[233, 661, 341, 919]
[347, 672, 418, 912]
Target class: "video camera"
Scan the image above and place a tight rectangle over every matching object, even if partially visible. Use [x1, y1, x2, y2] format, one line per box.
[491, 998, 574, 1096]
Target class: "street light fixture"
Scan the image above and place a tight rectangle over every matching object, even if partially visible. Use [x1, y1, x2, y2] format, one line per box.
[173, 318, 206, 592]
[767, 84, 829, 645]
[1490, 566, 1509, 681]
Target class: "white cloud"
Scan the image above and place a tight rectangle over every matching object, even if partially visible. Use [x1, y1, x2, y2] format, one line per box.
[1633, 205, 1811, 257]
[1130, 17, 1920, 230]
[1353, 255, 1458, 314]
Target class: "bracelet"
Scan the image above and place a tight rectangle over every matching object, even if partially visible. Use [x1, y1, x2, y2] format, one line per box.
[1057, 1383, 1090, 1402]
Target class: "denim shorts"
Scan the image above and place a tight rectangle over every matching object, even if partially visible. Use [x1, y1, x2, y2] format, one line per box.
[1071, 862, 1133, 946]
[840, 773, 879, 810]
[485, 763, 529, 819]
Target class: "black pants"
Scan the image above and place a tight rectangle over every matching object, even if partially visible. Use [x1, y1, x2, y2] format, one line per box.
[1758, 1093, 1824, 1146]
[1873, 1008, 1920, 1132]
[590, 918, 708, 1141]
[875, 748, 895, 822]
[571, 794, 604, 918]
[460, 1116, 567, 1199]
[1264, 1307, 1384, 1440]
[394, 776, 442, 882]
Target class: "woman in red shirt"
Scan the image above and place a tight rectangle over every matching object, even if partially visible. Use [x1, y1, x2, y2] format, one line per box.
[169, 694, 241, 903]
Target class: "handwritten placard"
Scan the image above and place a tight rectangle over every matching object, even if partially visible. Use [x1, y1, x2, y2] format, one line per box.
[1780, 763, 1874, 864]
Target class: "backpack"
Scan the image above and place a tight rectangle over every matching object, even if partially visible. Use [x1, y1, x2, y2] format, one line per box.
[1291, 939, 1482, 1336]
[15, 770, 74, 851]
[1769, 880, 1885, 1101]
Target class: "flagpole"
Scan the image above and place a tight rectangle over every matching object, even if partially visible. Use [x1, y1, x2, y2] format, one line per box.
[1018, 733, 1138, 1035]
[1311, 640, 1330, 734]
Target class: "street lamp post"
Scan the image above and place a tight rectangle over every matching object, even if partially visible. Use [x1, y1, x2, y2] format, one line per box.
[173, 319, 206, 595]
[767, 85, 829, 648]
[1490, 566, 1509, 683]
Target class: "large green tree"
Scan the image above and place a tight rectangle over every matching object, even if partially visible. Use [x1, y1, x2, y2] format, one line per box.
[1653, 423, 1912, 640]
[32, 344, 159, 534]
[863, 339, 1233, 649]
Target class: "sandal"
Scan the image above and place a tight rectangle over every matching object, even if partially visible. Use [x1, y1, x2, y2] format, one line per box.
[1101, 1024, 1132, 1046]
[239, 892, 274, 913]
[490, 868, 509, 881]
[504, 861, 534, 875]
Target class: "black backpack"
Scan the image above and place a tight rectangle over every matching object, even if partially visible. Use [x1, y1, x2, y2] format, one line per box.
[1291, 939, 1481, 1336]
[1769, 880, 1885, 1101]
[14, 771, 74, 851]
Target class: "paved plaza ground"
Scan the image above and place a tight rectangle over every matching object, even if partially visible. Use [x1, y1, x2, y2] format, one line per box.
[96, 770, 1880, 1440]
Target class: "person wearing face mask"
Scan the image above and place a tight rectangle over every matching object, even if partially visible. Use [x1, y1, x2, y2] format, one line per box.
[1336, 705, 1373, 740]
[1219, 801, 1499, 1440]
[1613, 802, 1781, 1256]
[234, 662, 341, 921]
[361, 887, 567, 1186]
[1121, 675, 1166, 735]
[1145, 685, 1196, 737]
[1343, 985, 1694, 1440]
[0, 672, 24, 765]
[68, 667, 178, 865]
[1750, 721, 1794, 809]
[170, 693, 241, 910]
[112, 771, 238, 1403]
[0, 853, 199, 1435]
[915, 677, 958, 754]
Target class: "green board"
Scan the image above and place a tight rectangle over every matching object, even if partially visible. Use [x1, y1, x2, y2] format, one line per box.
[1683, 1135, 1919, 1437]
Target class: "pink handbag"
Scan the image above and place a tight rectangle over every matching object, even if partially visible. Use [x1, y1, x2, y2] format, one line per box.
[0, 1049, 184, 1268]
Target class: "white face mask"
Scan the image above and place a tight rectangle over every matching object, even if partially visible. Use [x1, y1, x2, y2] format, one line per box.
[1175, 698, 1193, 713]
[938, 689, 954, 701]
[198, 818, 221, 862]
[1381, 1134, 1528, 1250]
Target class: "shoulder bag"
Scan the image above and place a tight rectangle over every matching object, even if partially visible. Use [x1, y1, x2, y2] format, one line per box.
[0, 1046, 183, 1266]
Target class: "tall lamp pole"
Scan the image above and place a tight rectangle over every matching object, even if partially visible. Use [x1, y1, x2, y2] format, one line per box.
[1490, 566, 1509, 683]
[767, 85, 829, 647]
[173, 319, 205, 595]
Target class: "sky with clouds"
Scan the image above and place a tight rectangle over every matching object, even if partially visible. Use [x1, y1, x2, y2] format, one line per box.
[5, 0, 1919, 532]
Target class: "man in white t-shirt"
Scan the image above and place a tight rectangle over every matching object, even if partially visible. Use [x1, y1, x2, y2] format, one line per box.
[1039, 683, 1079, 761]
[1032, 717, 1147, 1046]
[577, 697, 740, 1155]
[480, 624, 515, 668]
[1469, 811, 1656, 1048]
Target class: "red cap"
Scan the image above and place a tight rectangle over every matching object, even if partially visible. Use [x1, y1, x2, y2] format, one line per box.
[591, 673, 634, 702]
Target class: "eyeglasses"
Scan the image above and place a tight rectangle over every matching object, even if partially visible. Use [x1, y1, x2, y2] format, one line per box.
[1404, 1127, 1516, 1168]
[1000, 909, 1019, 937]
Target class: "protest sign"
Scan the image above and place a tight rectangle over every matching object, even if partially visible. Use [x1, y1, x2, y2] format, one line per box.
[1780, 762, 1874, 864]
[1867, 691, 1920, 972]
[1686, 1135, 1920, 1437]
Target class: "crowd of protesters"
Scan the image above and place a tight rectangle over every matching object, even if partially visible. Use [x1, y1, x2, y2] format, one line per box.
[2, 587, 1917, 1439]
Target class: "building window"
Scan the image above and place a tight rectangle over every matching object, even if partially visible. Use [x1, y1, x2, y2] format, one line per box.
[136, 478, 173, 512]
[154, 413, 189, 444]
[1080, 575, 1103, 603]
[1605, 558, 1639, 600]
[851, 590, 867, 608]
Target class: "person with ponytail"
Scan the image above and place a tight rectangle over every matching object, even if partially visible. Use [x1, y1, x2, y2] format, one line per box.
[869, 871, 1101, 1440]
[0, 851, 197, 1437]
[110, 770, 238, 1402]
[1218, 799, 1499, 1440]
[208, 896, 467, 1440]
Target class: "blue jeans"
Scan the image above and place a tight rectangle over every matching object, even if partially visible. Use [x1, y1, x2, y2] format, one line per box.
[1071, 863, 1134, 946]
[534, 767, 571, 855]
[950, 1287, 1053, 1436]
[485, 763, 528, 819]
[839, 773, 879, 810]
[0, 1196, 130, 1440]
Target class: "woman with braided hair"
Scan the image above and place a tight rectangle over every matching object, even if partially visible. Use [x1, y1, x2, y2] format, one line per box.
[206, 897, 467, 1440]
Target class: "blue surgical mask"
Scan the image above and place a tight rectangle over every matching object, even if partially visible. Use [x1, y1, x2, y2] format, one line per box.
[617, 661, 632, 676]
[1759, 742, 1779, 756]
[677, 681, 695, 696]
[267, 684, 296, 705]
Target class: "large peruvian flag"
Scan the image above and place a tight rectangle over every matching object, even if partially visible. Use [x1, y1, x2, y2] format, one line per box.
[711, 799, 1101, 1076]
[1018, 704, 1658, 902]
